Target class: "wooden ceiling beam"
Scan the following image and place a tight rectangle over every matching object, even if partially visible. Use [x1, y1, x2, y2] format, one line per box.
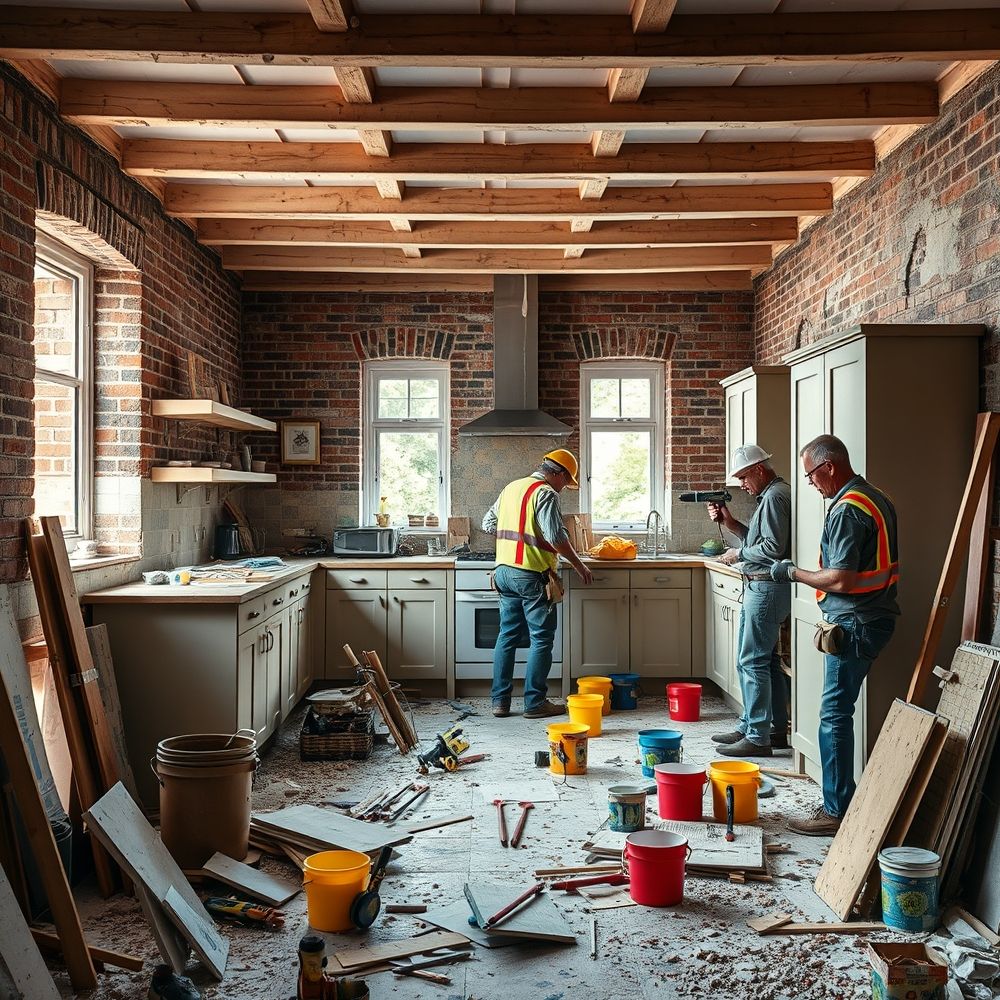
[221, 243, 773, 272]
[125, 139, 875, 180]
[196, 216, 798, 248]
[305, 0, 351, 32]
[165, 182, 834, 220]
[5, 9, 1000, 66]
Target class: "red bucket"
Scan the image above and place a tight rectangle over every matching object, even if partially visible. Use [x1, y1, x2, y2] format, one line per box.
[654, 762, 707, 821]
[667, 682, 702, 722]
[624, 830, 690, 907]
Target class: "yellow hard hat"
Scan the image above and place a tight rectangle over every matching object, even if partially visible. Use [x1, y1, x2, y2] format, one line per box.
[543, 448, 580, 488]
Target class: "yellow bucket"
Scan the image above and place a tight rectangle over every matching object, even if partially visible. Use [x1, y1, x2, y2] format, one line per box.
[303, 850, 371, 932]
[567, 692, 604, 736]
[578, 676, 613, 716]
[547, 722, 589, 776]
[708, 760, 762, 824]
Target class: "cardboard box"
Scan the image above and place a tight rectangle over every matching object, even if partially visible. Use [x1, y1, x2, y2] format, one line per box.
[867, 943, 948, 1000]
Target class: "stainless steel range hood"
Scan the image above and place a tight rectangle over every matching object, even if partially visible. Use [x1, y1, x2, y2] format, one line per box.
[458, 275, 572, 437]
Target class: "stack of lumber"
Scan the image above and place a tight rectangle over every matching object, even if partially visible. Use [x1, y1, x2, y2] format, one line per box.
[343, 644, 418, 753]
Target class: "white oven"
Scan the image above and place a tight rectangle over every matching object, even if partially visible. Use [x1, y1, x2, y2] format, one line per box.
[454, 566, 563, 679]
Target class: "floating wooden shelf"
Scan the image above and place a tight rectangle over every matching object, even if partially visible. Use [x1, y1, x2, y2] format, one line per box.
[150, 467, 276, 484]
[152, 399, 276, 433]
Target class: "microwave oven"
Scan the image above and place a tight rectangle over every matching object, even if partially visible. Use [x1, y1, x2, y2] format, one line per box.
[331, 527, 401, 558]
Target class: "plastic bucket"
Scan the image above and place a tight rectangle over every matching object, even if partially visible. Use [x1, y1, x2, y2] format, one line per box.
[878, 847, 941, 932]
[654, 763, 707, 821]
[609, 672, 640, 710]
[567, 693, 605, 736]
[547, 722, 589, 776]
[607, 784, 647, 833]
[303, 850, 372, 932]
[578, 676, 613, 716]
[667, 683, 702, 722]
[709, 760, 761, 824]
[637, 729, 683, 778]
[155, 732, 258, 869]
[624, 830, 690, 907]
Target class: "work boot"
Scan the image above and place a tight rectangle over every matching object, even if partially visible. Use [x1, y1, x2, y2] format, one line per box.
[770, 732, 790, 750]
[492, 700, 511, 718]
[718, 737, 772, 758]
[148, 965, 201, 1000]
[523, 699, 565, 719]
[711, 730, 744, 744]
[788, 806, 841, 837]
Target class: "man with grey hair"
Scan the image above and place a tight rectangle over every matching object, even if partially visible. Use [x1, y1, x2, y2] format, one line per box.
[771, 433, 899, 836]
[706, 444, 791, 758]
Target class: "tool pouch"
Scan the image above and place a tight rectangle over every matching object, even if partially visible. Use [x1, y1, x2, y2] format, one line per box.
[813, 620, 844, 654]
[545, 569, 565, 604]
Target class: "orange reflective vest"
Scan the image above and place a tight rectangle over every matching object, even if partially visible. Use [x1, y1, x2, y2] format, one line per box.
[495, 476, 559, 573]
[817, 484, 899, 603]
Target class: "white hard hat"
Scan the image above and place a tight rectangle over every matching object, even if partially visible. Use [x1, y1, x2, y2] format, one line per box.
[728, 444, 772, 479]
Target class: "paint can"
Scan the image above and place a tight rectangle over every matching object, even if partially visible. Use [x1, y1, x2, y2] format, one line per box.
[636, 729, 683, 778]
[609, 672, 641, 710]
[577, 676, 613, 716]
[607, 784, 647, 833]
[623, 830, 690, 907]
[877, 847, 941, 932]
[303, 850, 372, 933]
[547, 722, 589, 776]
[666, 682, 702, 722]
[567, 693, 604, 736]
[708, 759, 761, 824]
[654, 762, 707, 821]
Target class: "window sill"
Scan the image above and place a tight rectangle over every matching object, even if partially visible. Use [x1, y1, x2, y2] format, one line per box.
[66, 553, 141, 574]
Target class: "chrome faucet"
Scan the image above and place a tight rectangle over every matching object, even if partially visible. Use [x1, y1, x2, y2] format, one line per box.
[645, 510, 663, 558]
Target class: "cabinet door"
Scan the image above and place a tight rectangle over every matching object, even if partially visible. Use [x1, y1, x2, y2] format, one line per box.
[630, 589, 692, 676]
[825, 337, 866, 474]
[295, 597, 312, 700]
[237, 624, 265, 737]
[281, 603, 299, 720]
[324, 591, 388, 678]
[726, 599, 742, 703]
[265, 614, 286, 738]
[570, 589, 629, 677]
[706, 592, 733, 692]
[387, 590, 447, 679]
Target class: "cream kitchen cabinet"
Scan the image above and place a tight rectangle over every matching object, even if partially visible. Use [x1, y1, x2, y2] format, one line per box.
[630, 588, 692, 676]
[569, 585, 630, 676]
[704, 570, 742, 705]
[388, 589, 447, 680]
[721, 365, 791, 482]
[784, 323, 981, 780]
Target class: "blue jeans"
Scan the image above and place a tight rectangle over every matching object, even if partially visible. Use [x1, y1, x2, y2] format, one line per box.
[735, 581, 791, 744]
[819, 614, 896, 817]
[490, 564, 557, 711]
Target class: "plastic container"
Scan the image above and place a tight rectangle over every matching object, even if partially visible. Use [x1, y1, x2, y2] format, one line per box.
[878, 847, 941, 932]
[654, 762, 707, 821]
[303, 850, 372, 932]
[624, 830, 690, 907]
[609, 672, 641, 710]
[708, 760, 761, 824]
[155, 732, 258, 869]
[577, 676, 613, 716]
[637, 729, 683, 778]
[607, 785, 647, 833]
[547, 722, 589, 776]
[567, 692, 604, 736]
[667, 682, 702, 722]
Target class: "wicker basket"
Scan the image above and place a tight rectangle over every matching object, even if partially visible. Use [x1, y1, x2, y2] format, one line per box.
[300, 707, 374, 761]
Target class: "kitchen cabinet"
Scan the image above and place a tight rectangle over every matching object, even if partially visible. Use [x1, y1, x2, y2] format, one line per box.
[388, 590, 447, 679]
[704, 571, 742, 704]
[721, 365, 790, 482]
[325, 590, 388, 675]
[570, 586, 630, 676]
[630, 589, 692, 676]
[784, 323, 981, 780]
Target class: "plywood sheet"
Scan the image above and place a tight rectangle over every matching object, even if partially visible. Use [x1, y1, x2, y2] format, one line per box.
[657, 820, 764, 872]
[464, 882, 576, 944]
[0, 862, 60, 999]
[815, 700, 938, 921]
[203, 851, 300, 907]
[333, 930, 470, 971]
[161, 885, 228, 981]
[252, 805, 411, 854]
[421, 899, 518, 949]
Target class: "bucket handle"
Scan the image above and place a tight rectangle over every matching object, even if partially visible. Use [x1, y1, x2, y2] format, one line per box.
[149, 756, 163, 787]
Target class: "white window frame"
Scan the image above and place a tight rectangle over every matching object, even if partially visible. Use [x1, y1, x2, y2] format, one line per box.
[579, 360, 665, 531]
[362, 360, 450, 528]
[33, 233, 94, 543]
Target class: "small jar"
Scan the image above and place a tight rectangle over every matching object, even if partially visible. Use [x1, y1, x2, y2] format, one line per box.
[425, 513, 439, 528]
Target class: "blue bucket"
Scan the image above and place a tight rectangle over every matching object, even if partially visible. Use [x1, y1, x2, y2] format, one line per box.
[878, 847, 940, 932]
[609, 672, 641, 710]
[637, 729, 683, 778]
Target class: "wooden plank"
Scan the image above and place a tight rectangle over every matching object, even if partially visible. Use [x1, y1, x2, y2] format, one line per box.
[150, 398, 276, 432]
[464, 882, 576, 944]
[814, 700, 939, 920]
[963, 414, 995, 642]
[161, 886, 228, 981]
[747, 913, 793, 933]
[305, 0, 349, 31]
[362, 649, 417, 749]
[134, 883, 190, 974]
[29, 929, 145, 973]
[0, 586, 97, 992]
[757, 920, 885, 935]
[251, 804, 412, 855]
[333, 931, 471, 971]
[0, 865, 61, 999]
[202, 851, 301, 907]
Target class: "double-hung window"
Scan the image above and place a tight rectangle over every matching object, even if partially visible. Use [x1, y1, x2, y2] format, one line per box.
[580, 361, 664, 531]
[363, 361, 449, 526]
[32, 234, 93, 541]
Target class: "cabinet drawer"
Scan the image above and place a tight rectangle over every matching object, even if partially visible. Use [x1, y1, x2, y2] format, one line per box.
[237, 596, 267, 634]
[283, 573, 312, 603]
[585, 568, 630, 589]
[387, 569, 448, 590]
[708, 572, 743, 602]
[630, 568, 691, 590]
[326, 569, 388, 591]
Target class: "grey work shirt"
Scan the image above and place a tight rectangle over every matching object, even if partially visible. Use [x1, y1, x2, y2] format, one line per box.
[728, 477, 791, 575]
[482, 473, 569, 548]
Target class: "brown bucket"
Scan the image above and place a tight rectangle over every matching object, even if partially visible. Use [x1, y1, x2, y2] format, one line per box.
[154, 732, 258, 869]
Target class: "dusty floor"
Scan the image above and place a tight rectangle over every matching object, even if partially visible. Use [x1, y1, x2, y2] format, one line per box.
[57, 691, 914, 999]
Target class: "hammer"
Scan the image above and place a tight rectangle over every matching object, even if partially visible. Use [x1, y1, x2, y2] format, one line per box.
[510, 801, 534, 848]
[725, 785, 736, 842]
[494, 798, 509, 847]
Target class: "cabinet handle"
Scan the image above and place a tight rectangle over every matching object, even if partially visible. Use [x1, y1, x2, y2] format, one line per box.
[633, 594, 639, 607]
[379, 595, 386, 609]
[621, 594, 626, 603]
[302, 582, 311, 591]
[594, 576, 608, 582]
[715, 582, 724, 589]
[410, 577, 428, 584]
[247, 610, 261, 620]
[298, 608, 304, 624]
[258, 633, 266, 654]
[654, 577, 672, 583]
[267, 629, 274, 651]
[272, 597, 284, 606]
[289, 588, 299, 597]
[349, 577, 367, 584]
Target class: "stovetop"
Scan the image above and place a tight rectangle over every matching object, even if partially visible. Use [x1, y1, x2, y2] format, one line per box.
[455, 551, 496, 570]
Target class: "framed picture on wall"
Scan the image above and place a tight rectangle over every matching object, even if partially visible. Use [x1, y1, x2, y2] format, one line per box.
[280, 419, 321, 465]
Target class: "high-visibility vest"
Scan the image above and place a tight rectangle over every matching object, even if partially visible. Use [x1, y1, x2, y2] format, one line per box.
[495, 476, 559, 573]
[817, 483, 899, 603]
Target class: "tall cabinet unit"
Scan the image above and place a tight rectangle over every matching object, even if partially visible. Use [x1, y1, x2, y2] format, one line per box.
[721, 366, 791, 482]
[784, 324, 981, 781]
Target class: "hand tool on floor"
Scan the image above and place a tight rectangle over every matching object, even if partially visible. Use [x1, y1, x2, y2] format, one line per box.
[725, 784, 736, 842]
[457, 752, 488, 767]
[494, 798, 509, 847]
[484, 881, 545, 928]
[350, 846, 393, 930]
[550, 872, 629, 891]
[509, 800, 534, 848]
[205, 896, 286, 929]
[417, 724, 471, 774]
[384, 783, 429, 824]
[391, 967, 452, 985]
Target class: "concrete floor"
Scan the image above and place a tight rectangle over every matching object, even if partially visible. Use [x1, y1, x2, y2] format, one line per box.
[60, 691, 906, 999]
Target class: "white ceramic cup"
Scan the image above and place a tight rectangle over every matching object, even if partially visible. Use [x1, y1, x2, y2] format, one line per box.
[76, 539, 98, 557]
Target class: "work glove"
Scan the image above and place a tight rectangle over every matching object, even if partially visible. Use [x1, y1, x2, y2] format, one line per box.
[770, 559, 797, 583]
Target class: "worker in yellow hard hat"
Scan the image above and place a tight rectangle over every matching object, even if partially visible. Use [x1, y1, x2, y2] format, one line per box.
[482, 448, 592, 719]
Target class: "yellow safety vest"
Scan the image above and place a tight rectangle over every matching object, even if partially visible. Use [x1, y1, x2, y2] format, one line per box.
[495, 476, 559, 573]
